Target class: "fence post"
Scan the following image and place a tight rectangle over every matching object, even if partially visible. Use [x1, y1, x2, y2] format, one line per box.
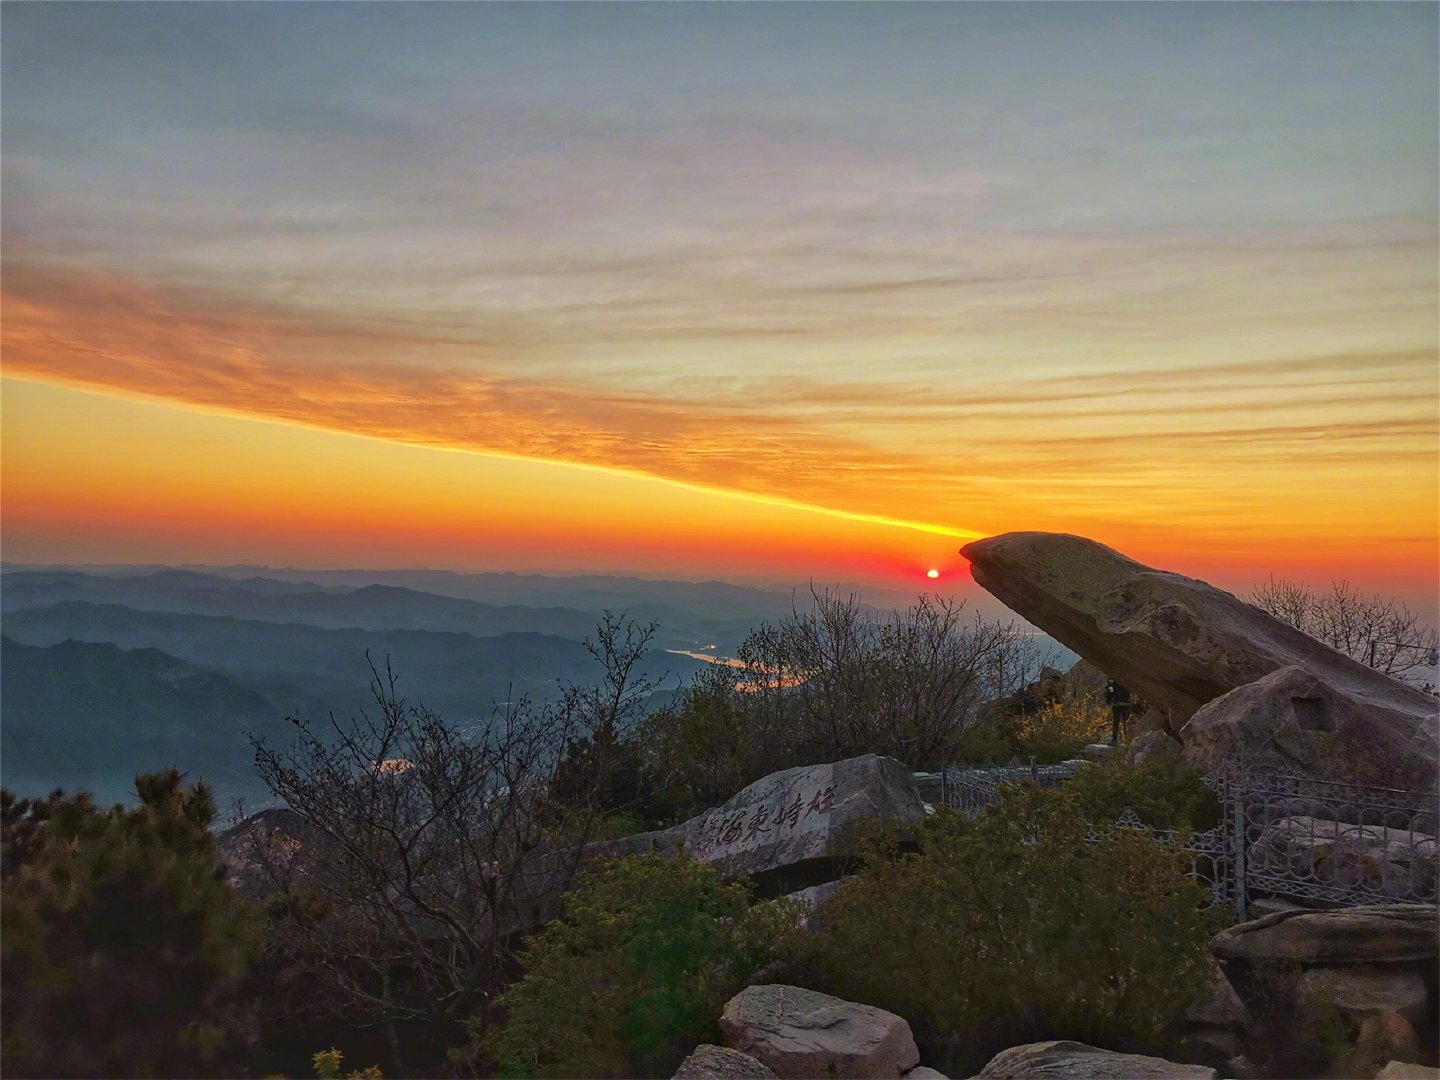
[1231, 781, 1248, 922]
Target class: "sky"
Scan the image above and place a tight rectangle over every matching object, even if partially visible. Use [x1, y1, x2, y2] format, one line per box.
[2, 3, 1437, 605]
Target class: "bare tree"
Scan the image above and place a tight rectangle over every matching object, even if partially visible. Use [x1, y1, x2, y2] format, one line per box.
[734, 588, 1043, 769]
[1249, 577, 1439, 687]
[246, 614, 662, 1068]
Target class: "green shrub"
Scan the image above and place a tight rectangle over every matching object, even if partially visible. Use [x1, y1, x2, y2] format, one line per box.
[1, 771, 262, 1077]
[813, 783, 1220, 1074]
[1062, 757, 1220, 832]
[476, 852, 806, 1079]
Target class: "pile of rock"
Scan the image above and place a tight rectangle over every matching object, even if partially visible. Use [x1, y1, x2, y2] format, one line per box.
[1202, 903, 1439, 1078]
[676, 984, 943, 1079]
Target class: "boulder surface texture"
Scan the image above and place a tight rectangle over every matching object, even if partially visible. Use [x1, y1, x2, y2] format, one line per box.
[719, 984, 920, 1079]
[603, 754, 926, 884]
[974, 1040, 1217, 1078]
[1210, 903, 1439, 965]
[961, 531, 1438, 789]
[672, 1044, 778, 1079]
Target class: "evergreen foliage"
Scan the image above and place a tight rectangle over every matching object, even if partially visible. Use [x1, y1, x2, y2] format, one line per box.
[477, 853, 806, 1079]
[0, 770, 261, 1078]
[812, 783, 1221, 1074]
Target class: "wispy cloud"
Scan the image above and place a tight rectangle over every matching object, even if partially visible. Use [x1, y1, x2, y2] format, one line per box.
[5, 259, 1435, 546]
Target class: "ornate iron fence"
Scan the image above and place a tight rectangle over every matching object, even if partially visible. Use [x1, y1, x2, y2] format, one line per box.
[939, 757, 1437, 918]
[939, 761, 1083, 814]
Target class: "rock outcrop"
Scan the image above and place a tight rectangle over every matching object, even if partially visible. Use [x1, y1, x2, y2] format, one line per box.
[1211, 905, 1439, 1075]
[603, 754, 926, 892]
[673, 1044, 778, 1079]
[1181, 664, 1438, 791]
[974, 1040, 1216, 1078]
[718, 984, 920, 1079]
[1210, 904, 1439, 966]
[960, 532, 1438, 789]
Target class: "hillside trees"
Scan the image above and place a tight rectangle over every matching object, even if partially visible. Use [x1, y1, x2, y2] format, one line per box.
[248, 615, 664, 1071]
[1249, 578, 1438, 686]
[639, 590, 1043, 816]
[1, 771, 261, 1078]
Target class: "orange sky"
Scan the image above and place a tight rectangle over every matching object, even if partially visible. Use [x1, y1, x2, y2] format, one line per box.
[2, 5, 1437, 613]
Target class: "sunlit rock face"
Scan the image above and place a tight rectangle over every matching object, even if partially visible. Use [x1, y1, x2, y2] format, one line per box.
[961, 531, 1438, 789]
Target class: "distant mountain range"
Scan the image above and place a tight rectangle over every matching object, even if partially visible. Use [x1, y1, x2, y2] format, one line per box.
[1, 636, 303, 807]
[0, 564, 1069, 808]
[0, 566, 803, 807]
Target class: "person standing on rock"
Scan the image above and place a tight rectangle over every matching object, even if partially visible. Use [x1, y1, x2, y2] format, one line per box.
[1105, 679, 1133, 745]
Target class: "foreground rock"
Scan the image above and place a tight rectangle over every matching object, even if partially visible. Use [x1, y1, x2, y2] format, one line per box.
[974, 1040, 1216, 1078]
[1210, 903, 1439, 966]
[1211, 905, 1439, 1075]
[719, 984, 920, 1078]
[960, 532, 1438, 789]
[673, 1044, 778, 1079]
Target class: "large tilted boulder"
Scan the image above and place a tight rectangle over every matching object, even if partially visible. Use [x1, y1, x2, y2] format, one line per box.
[672, 1044, 778, 1079]
[719, 984, 920, 1078]
[960, 532, 1438, 789]
[974, 1040, 1216, 1078]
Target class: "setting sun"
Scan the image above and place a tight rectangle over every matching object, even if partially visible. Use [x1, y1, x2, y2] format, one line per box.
[927, 569, 941, 579]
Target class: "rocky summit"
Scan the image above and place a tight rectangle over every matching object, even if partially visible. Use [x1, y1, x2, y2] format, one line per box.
[961, 531, 1438, 789]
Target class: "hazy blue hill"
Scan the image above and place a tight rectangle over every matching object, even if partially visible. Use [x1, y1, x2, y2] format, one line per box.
[3, 571, 608, 641]
[0, 636, 304, 806]
[1, 567, 803, 651]
[1, 602, 705, 725]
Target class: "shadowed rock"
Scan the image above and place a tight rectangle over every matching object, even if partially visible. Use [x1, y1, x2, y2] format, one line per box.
[673, 1044, 778, 1079]
[1210, 903, 1439, 966]
[961, 532, 1437, 788]
[975, 1040, 1216, 1078]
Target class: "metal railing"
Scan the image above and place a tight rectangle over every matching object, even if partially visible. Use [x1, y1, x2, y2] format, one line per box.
[938, 757, 1437, 919]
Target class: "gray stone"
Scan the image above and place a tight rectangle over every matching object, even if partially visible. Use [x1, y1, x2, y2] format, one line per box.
[1124, 729, 1181, 766]
[1298, 964, 1431, 1024]
[673, 1044, 778, 1079]
[974, 1040, 1217, 1078]
[1182, 665, 1440, 792]
[1245, 897, 1309, 919]
[1334, 1012, 1423, 1080]
[1249, 816, 1437, 900]
[1183, 973, 1248, 1031]
[719, 984, 920, 1079]
[959, 532, 1438, 789]
[903, 1068, 948, 1079]
[1176, 1030, 1243, 1071]
[782, 880, 840, 931]
[1376, 1063, 1440, 1079]
[1211, 903, 1440, 965]
[1082, 743, 1116, 763]
[666, 755, 926, 883]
